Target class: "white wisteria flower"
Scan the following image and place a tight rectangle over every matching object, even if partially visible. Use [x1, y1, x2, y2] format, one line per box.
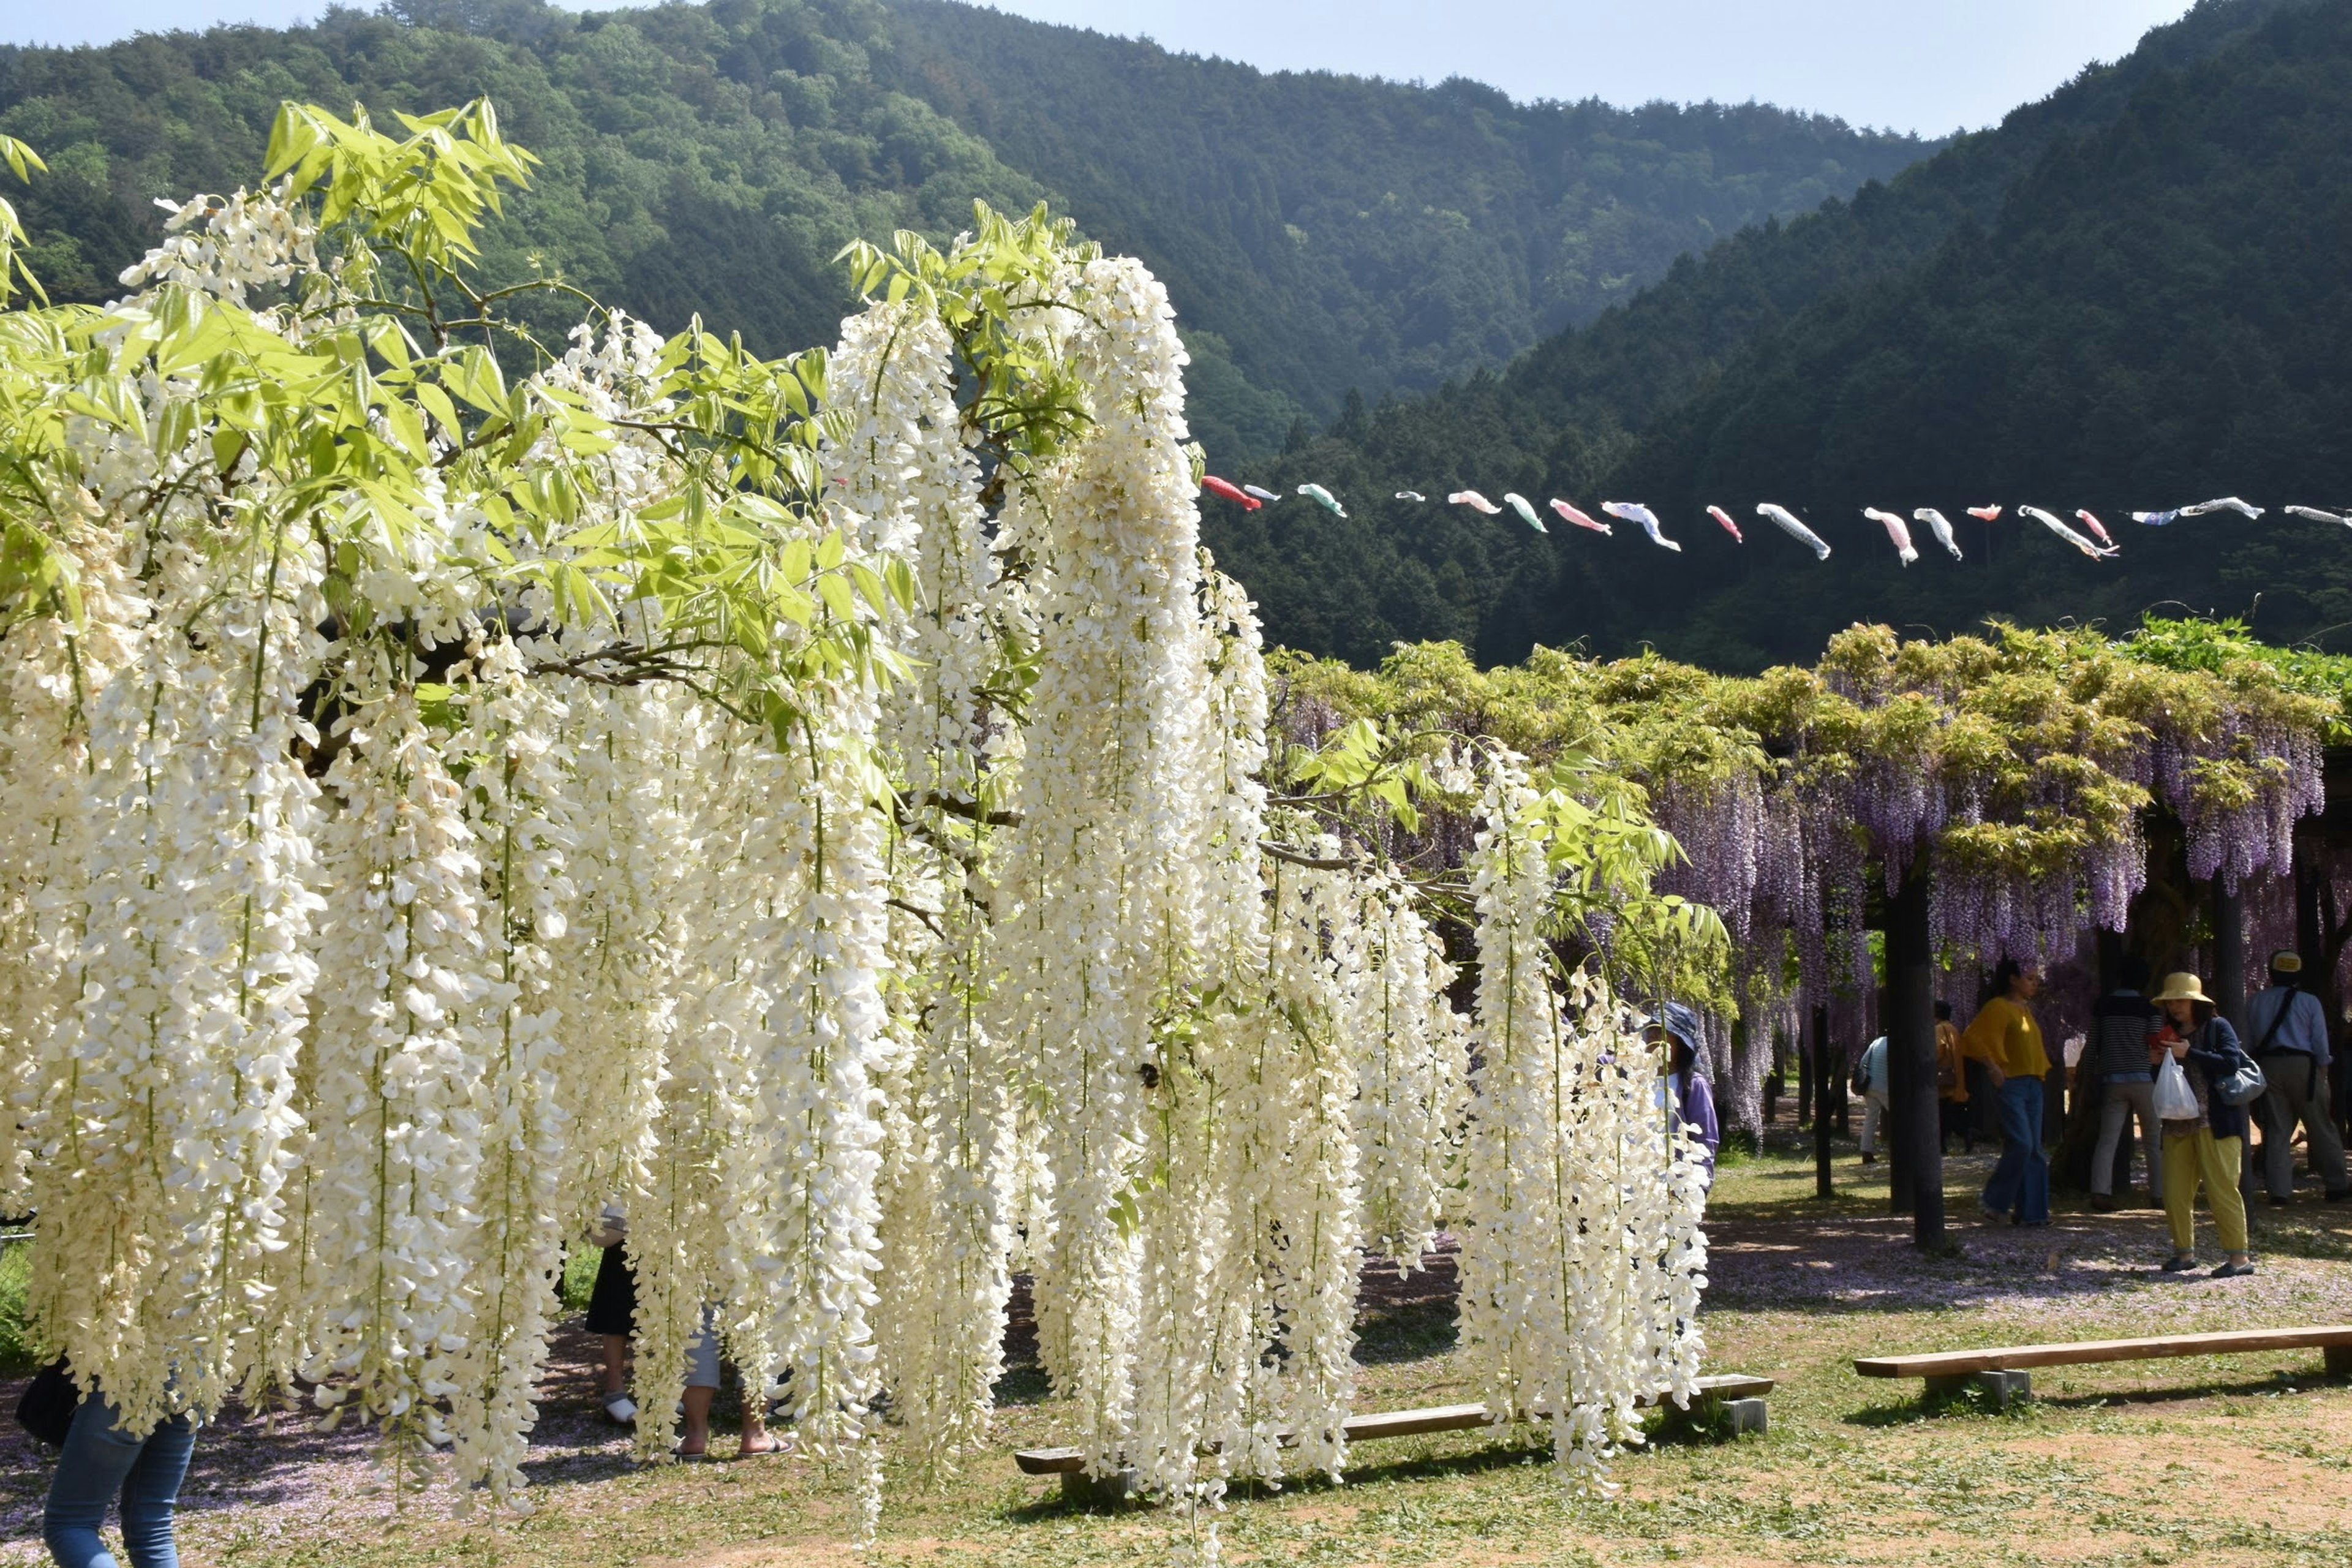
[0, 134, 1719, 1543]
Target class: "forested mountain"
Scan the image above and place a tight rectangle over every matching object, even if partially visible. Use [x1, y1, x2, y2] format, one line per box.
[1215, 0, 2346, 669]
[874, 4, 1924, 462]
[0, 0, 1930, 460]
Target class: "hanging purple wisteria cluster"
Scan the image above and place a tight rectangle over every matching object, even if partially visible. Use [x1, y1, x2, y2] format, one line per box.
[2157, 720, 2326, 891]
[1269, 625, 2340, 1142]
[1643, 628, 2332, 1127]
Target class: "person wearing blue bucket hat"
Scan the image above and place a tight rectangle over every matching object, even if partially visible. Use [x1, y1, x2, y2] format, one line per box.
[1645, 1002, 1721, 1191]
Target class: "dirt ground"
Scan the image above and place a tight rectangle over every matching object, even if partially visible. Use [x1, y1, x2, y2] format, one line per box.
[3, 1130, 2350, 1568]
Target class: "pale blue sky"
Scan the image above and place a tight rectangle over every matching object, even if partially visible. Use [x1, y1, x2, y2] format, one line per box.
[7, 0, 2198, 135]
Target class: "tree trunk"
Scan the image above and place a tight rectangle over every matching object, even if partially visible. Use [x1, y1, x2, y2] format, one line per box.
[2320, 866, 2352, 1146]
[2213, 879, 2247, 1031]
[2054, 930, 2121, 1193]
[2296, 851, 2324, 1006]
[2212, 877, 2255, 1205]
[1885, 858, 1944, 1248]
[2296, 847, 2351, 1147]
[1724, 1014, 1763, 1153]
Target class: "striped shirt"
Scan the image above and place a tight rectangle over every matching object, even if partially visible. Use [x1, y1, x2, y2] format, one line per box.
[2092, 990, 2160, 1082]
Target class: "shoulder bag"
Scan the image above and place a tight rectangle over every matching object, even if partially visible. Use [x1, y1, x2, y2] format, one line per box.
[2201, 1019, 2269, 1108]
[15, 1356, 78, 1448]
[2215, 1042, 2269, 1107]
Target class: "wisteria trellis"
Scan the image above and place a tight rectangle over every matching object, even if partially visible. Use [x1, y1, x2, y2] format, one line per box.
[0, 102, 1712, 1547]
[1275, 625, 2339, 1135]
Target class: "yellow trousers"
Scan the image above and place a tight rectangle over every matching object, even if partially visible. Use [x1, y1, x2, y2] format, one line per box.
[2162, 1129, 2248, 1254]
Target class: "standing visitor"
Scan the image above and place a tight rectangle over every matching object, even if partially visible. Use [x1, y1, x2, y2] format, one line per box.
[679, 1311, 782, 1459]
[1962, 1052, 1997, 1149]
[1963, 959, 2052, 1226]
[1855, 1033, 1891, 1165]
[41, 1390, 198, 1568]
[1934, 1001, 1970, 1152]
[2241, 951, 2351, 1205]
[584, 1205, 639, 1425]
[1648, 1003, 1721, 1191]
[2150, 972, 2256, 1276]
[2089, 956, 2163, 1212]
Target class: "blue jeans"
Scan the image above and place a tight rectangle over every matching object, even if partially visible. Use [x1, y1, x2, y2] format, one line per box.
[1982, 1076, 2049, 1224]
[43, 1394, 197, 1568]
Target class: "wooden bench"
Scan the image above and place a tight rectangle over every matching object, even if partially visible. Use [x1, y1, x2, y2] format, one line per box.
[1016, 1373, 1774, 1506]
[1856, 1325, 2352, 1410]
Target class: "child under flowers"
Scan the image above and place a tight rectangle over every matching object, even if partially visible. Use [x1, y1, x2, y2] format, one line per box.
[1645, 1002, 1720, 1192]
[583, 1207, 638, 1427]
[582, 1208, 778, 1457]
[677, 1311, 781, 1460]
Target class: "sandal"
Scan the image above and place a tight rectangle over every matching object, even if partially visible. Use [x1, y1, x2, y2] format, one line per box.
[603, 1392, 638, 1425]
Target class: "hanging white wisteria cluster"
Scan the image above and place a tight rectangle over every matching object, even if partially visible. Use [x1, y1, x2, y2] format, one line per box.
[0, 101, 1711, 1535]
[1459, 763, 1708, 1488]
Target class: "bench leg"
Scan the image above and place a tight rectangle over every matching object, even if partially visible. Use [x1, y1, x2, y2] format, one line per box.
[1061, 1468, 1136, 1510]
[1923, 1370, 2030, 1409]
[1664, 1393, 1770, 1440]
[1977, 1370, 2030, 1409]
[2325, 1345, 2352, 1381]
[1720, 1396, 1768, 1436]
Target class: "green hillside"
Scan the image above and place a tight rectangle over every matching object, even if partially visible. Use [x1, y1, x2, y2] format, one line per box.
[0, 0, 1931, 459]
[1591, 0, 2352, 669]
[1212, 0, 2339, 667]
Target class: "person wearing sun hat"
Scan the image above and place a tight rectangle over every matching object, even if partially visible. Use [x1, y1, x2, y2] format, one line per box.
[2150, 970, 2256, 1277]
[2241, 950, 2351, 1205]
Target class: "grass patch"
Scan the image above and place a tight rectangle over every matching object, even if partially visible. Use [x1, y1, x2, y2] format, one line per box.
[0, 1238, 34, 1374]
[0, 1134, 2345, 1568]
[557, 1245, 602, 1314]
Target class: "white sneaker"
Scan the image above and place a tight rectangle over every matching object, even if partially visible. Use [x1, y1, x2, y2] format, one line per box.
[603, 1393, 638, 1425]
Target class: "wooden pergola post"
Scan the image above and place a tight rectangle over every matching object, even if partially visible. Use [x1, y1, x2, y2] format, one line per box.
[1885, 857, 1945, 1249]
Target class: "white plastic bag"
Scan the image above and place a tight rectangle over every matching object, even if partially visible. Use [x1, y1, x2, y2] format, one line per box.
[2154, 1054, 2198, 1120]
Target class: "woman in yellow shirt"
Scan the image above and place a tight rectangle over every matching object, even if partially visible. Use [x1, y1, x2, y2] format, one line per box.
[1961, 958, 2052, 1225]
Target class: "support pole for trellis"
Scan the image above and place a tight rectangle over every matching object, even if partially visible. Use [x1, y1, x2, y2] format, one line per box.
[1887, 896, 1914, 1216]
[1796, 1027, 1814, 1132]
[1885, 858, 1945, 1250]
[1813, 1002, 1834, 1199]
